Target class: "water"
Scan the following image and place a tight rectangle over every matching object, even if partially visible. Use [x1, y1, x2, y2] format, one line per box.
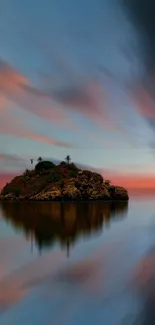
[0, 198, 155, 324]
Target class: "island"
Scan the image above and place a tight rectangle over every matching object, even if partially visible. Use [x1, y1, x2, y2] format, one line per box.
[0, 159, 129, 201]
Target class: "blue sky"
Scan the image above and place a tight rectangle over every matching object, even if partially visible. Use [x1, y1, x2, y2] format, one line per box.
[0, 0, 155, 187]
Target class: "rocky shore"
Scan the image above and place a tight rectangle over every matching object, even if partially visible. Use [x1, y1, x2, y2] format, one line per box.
[0, 161, 129, 201]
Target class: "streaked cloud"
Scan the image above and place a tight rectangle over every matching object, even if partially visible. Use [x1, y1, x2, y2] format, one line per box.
[0, 58, 72, 128]
[0, 58, 124, 134]
[0, 109, 73, 148]
[122, 0, 155, 80]
[0, 0, 155, 188]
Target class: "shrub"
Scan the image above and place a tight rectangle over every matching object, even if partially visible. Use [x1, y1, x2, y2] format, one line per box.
[47, 174, 54, 182]
[42, 170, 50, 175]
[59, 161, 67, 167]
[13, 188, 21, 197]
[35, 161, 56, 172]
[82, 170, 92, 180]
[47, 172, 62, 183]
[38, 182, 47, 192]
[70, 170, 77, 178]
[68, 163, 78, 171]
[52, 172, 62, 182]
[60, 180, 65, 189]
[1, 187, 9, 196]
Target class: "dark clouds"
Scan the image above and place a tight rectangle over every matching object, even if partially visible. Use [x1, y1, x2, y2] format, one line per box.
[121, 0, 155, 145]
[122, 0, 155, 90]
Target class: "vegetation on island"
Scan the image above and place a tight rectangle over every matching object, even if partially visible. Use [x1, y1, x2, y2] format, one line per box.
[0, 157, 129, 201]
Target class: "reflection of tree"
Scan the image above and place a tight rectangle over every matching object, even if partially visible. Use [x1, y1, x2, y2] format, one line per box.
[0, 201, 128, 254]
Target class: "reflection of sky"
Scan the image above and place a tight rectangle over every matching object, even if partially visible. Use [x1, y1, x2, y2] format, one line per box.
[1, 199, 155, 324]
[0, 0, 155, 183]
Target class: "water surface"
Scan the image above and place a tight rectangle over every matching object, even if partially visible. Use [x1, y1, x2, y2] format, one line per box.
[0, 198, 155, 324]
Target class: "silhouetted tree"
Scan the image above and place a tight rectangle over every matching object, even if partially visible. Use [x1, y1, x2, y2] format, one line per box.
[38, 157, 43, 162]
[65, 155, 71, 164]
[30, 159, 34, 168]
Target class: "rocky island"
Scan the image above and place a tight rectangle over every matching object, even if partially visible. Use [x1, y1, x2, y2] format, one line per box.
[0, 159, 129, 201]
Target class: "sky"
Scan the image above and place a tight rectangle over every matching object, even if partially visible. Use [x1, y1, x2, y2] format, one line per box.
[0, 0, 155, 190]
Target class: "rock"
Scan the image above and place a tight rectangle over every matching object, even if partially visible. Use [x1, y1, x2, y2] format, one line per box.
[62, 184, 81, 200]
[31, 188, 62, 201]
[109, 186, 129, 200]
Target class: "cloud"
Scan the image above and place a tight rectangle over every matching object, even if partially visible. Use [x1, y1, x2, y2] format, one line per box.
[23, 78, 127, 136]
[0, 59, 27, 90]
[130, 85, 155, 147]
[135, 87, 155, 119]
[122, 0, 155, 107]
[121, 0, 155, 149]
[0, 109, 73, 148]
[0, 58, 121, 134]
[50, 82, 101, 113]
[21, 77, 109, 124]
[0, 58, 72, 128]
[0, 58, 140, 148]
[122, 0, 155, 76]
[0, 96, 6, 110]
[0, 154, 27, 163]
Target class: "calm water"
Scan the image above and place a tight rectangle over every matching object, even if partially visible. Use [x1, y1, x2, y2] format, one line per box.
[0, 198, 155, 324]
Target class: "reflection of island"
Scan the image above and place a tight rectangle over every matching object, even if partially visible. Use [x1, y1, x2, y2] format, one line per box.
[0, 201, 128, 254]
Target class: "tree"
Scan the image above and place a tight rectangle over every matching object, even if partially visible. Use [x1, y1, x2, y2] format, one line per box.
[30, 159, 34, 168]
[38, 157, 43, 162]
[65, 155, 71, 164]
